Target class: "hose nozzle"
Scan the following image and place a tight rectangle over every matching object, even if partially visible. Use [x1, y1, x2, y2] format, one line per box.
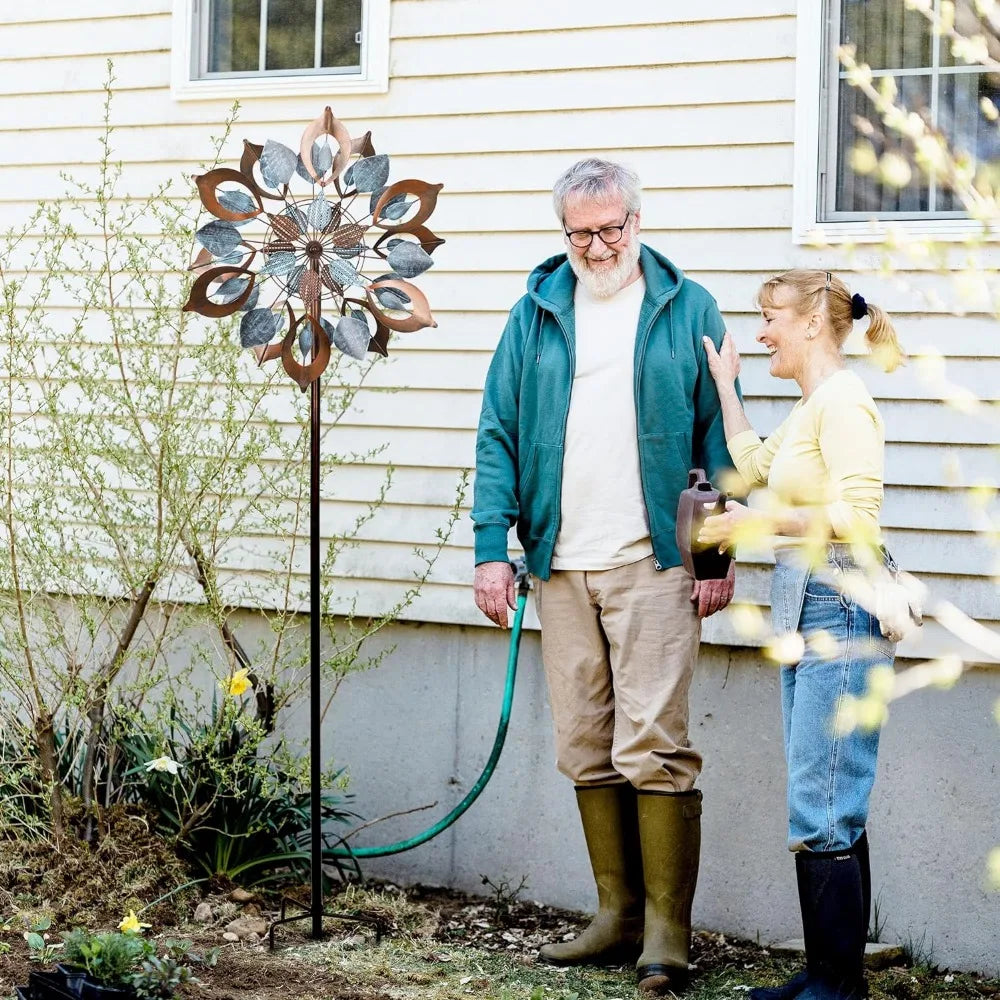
[509, 557, 531, 596]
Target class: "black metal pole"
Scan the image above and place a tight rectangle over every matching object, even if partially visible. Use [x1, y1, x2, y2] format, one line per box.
[310, 284, 323, 939]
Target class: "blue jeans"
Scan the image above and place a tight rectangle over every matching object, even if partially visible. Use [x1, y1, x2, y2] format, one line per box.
[771, 545, 896, 852]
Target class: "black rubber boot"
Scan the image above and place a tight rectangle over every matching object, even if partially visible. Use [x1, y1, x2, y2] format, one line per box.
[539, 783, 644, 965]
[750, 969, 810, 1000]
[853, 831, 871, 938]
[634, 789, 701, 994]
[751, 832, 870, 1000]
[792, 846, 868, 1000]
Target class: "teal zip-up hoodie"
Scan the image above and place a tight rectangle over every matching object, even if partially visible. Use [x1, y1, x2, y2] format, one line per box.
[472, 244, 739, 580]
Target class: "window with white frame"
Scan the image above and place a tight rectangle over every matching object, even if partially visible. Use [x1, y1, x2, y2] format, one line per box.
[819, 0, 1000, 222]
[198, 0, 362, 79]
[171, 0, 389, 99]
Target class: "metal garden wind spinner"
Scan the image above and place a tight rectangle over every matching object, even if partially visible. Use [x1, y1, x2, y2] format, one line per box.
[182, 108, 445, 942]
[184, 106, 444, 388]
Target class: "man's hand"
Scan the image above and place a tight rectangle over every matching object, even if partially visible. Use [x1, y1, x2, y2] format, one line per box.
[474, 561, 517, 628]
[690, 562, 736, 619]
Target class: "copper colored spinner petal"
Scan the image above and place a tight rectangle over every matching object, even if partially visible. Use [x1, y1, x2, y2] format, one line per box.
[262, 240, 296, 255]
[269, 214, 302, 242]
[330, 223, 368, 248]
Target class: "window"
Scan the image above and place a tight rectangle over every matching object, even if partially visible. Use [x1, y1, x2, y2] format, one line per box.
[171, 0, 389, 100]
[794, 0, 1000, 240]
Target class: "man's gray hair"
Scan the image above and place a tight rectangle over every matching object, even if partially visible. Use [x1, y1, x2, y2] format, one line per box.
[552, 158, 642, 220]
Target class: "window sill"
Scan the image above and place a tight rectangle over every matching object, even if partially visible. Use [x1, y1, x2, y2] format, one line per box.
[795, 217, 1000, 246]
[171, 73, 388, 102]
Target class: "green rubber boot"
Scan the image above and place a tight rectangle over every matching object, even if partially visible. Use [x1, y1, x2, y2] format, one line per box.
[539, 784, 644, 966]
[635, 789, 702, 994]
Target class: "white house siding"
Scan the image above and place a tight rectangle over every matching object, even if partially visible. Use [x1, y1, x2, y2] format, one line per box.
[2, 0, 995, 661]
[2, 0, 999, 972]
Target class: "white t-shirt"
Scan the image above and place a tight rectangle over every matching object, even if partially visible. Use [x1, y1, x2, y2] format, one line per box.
[550, 277, 653, 570]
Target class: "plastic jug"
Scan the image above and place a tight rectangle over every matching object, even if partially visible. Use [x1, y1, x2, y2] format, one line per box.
[675, 469, 733, 581]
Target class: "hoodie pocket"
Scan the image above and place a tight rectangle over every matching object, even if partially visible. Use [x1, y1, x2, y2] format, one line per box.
[639, 431, 691, 533]
[519, 442, 560, 540]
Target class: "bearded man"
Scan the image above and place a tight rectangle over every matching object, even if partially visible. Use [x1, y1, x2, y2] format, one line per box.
[471, 158, 739, 995]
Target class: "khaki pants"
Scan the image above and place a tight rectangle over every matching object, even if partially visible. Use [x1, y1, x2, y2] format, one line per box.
[534, 559, 702, 792]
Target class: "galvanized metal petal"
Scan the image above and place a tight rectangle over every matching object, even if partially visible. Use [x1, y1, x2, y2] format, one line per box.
[196, 220, 242, 257]
[240, 308, 281, 348]
[369, 186, 387, 215]
[381, 197, 413, 221]
[312, 141, 333, 177]
[240, 285, 260, 312]
[299, 320, 317, 359]
[375, 287, 412, 311]
[259, 139, 298, 189]
[327, 259, 362, 287]
[349, 154, 390, 194]
[215, 275, 251, 303]
[387, 241, 434, 279]
[332, 314, 372, 360]
[321, 202, 342, 234]
[284, 205, 309, 234]
[319, 265, 345, 295]
[259, 251, 298, 276]
[218, 190, 258, 225]
[295, 142, 333, 184]
[214, 250, 246, 267]
[307, 194, 332, 232]
[286, 265, 304, 296]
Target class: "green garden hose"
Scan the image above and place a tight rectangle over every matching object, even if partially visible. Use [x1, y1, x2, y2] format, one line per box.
[328, 562, 530, 860]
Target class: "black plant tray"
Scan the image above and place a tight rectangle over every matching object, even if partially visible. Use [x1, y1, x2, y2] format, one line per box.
[28, 970, 79, 1000]
[20, 967, 137, 1000]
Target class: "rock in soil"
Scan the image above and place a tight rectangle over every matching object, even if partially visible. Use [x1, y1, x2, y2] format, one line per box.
[225, 917, 269, 940]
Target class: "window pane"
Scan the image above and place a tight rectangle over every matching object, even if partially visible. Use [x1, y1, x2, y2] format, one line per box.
[323, 0, 363, 68]
[207, 0, 261, 73]
[841, 0, 931, 71]
[836, 75, 931, 213]
[266, 0, 317, 71]
[937, 72, 1000, 210]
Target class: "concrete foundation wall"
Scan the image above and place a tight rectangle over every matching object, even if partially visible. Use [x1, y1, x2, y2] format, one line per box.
[292, 617, 1000, 976]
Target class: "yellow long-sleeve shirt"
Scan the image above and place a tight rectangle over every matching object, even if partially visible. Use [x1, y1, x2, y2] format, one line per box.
[727, 370, 885, 542]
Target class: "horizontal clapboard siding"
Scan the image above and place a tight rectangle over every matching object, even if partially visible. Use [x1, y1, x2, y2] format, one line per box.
[0, 1, 996, 661]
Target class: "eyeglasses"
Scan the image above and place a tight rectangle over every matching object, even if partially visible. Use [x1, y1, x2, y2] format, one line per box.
[563, 212, 630, 249]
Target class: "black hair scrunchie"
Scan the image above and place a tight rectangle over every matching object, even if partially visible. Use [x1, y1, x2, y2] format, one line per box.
[851, 293, 869, 320]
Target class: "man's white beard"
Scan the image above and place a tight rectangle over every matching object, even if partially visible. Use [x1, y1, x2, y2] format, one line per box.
[569, 238, 641, 299]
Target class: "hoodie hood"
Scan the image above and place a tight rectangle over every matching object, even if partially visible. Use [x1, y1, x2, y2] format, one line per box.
[526, 244, 685, 315]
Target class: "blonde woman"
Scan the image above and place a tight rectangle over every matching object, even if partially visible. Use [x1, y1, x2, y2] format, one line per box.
[698, 270, 905, 1000]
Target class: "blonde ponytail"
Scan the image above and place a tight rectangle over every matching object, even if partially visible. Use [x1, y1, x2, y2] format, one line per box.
[863, 303, 905, 373]
[757, 270, 906, 373]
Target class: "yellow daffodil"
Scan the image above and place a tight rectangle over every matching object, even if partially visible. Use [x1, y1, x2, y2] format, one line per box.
[119, 910, 151, 935]
[144, 755, 181, 775]
[226, 667, 253, 697]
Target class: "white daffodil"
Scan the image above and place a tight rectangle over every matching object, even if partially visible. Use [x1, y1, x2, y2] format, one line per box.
[144, 755, 182, 775]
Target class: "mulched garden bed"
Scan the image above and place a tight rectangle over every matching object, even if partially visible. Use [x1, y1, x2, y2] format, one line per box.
[3, 879, 999, 1000]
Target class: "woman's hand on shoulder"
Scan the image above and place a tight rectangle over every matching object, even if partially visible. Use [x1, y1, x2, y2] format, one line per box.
[702, 331, 741, 389]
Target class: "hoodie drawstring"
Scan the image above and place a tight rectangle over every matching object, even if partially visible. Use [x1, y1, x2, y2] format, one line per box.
[669, 299, 675, 359]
